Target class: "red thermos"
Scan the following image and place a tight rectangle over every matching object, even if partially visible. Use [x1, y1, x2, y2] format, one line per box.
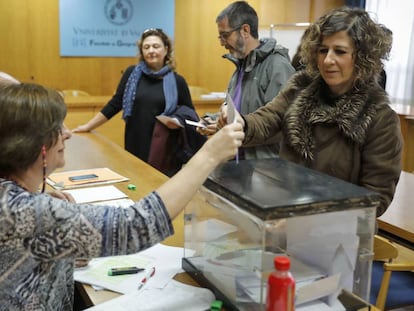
[266, 256, 295, 311]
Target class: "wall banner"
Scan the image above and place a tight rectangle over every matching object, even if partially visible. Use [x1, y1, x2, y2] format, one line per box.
[59, 0, 174, 57]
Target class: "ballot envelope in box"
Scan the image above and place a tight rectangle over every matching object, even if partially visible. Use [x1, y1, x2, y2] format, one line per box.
[182, 158, 379, 311]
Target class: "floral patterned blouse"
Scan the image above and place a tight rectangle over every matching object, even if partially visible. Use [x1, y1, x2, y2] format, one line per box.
[0, 179, 173, 310]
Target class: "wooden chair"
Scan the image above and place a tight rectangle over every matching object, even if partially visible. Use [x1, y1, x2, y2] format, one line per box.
[370, 235, 414, 310]
[62, 89, 90, 97]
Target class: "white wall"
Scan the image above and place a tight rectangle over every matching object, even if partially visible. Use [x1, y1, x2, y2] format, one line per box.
[259, 24, 309, 59]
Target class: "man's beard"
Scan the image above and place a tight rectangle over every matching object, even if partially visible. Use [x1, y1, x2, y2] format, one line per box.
[228, 35, 245, 59]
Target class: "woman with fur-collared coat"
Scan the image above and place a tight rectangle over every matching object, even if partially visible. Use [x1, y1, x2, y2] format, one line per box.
[223, 7, 403, 217]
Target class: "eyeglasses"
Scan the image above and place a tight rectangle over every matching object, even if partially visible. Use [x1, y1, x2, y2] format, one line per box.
[217, 25, 242, 41]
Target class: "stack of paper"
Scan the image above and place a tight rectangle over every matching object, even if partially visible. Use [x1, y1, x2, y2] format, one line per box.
[85, 279, 215, 311]
[74, 244, 194, 294]
[64, 185, 129, 204]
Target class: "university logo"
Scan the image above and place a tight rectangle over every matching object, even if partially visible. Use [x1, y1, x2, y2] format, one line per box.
[104, 0, 133, 25]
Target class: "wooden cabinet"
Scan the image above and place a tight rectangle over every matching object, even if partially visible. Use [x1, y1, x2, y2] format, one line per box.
[259, 0, 345, 24]
[192, 98, 222, 118]
[0, 0, 346, 96]
[65, 96, 124, 149]
[65, 109, 95, 131]
[391, 104, 414, 173]
[95, 116, 125, 149]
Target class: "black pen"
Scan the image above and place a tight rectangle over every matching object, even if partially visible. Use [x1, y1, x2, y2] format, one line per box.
[107, 266, 144, 276]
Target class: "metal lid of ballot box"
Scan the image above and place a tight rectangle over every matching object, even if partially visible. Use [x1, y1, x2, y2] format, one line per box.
[203, 158, 380, 220]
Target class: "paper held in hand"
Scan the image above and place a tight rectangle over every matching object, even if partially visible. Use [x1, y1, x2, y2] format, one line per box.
[185, 119, 207, 129]
[226, 93, 236, 125]
[226, 93, 239, 163]
[47, 167, 129, 189]
[156, 115, 184, 129]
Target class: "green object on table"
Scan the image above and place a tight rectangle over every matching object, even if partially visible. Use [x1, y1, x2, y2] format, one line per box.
[210, 300, 223, 311]
[127, 183, 136, 190]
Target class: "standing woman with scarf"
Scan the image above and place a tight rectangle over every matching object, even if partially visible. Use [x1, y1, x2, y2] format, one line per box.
[73, 28, 203, 176]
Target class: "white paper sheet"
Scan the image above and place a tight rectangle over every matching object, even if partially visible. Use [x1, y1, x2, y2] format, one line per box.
[85, 279, 215, 311]
[295, 273, 340, 305]
[74, 244, 194, 294]
[286, 211, 361, 306]
[64, 185, 128, 204]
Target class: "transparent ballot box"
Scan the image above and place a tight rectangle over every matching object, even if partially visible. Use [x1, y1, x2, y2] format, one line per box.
[182, 159, 379, 311]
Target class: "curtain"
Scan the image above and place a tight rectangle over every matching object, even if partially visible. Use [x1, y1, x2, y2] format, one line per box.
[345, 0, 366, 8]
[366, 0, 414, 103]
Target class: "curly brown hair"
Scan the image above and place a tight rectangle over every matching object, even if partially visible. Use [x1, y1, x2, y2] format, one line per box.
[300, 6, 392, 87]
[0, 83, 66, 176]
[136, 28, 176, 70]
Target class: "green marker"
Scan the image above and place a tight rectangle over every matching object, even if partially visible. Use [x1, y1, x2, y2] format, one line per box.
[210, 300, 223, 311]
[107, 266, 144, 276]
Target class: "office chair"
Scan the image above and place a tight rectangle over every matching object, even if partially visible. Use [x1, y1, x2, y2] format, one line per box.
[62, 89, 90, 97]
[370, 235, 414, 310]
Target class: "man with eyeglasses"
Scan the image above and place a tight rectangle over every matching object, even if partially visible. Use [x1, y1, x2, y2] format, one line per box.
[215, 1, 295, 159]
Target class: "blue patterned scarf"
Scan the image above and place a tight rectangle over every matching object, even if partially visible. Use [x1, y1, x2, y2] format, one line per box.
[122, 61, 178, 120]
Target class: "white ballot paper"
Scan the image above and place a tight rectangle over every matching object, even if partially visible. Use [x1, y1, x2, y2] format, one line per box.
[64, 185, 128, 204]
[286, 210, 361, 306]
[75, 244, 194, 294]
[85, 279, 215, 311]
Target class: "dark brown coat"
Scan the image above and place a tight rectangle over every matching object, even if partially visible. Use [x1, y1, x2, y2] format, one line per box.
[244, 71, 402, 216]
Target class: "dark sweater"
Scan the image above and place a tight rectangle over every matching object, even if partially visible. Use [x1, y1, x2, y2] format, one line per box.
[101, 65, 194, 162]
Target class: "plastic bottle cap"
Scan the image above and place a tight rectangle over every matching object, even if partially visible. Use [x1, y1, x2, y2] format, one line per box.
[274, 256, 290, 271]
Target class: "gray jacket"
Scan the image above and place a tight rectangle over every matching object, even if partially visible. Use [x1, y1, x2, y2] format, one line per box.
[224, 37, 295, 159]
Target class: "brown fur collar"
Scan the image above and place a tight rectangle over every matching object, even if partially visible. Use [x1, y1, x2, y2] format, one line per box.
[283, 71, 389, 160]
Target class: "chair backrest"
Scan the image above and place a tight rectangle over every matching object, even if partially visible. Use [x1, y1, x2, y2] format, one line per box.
[62, 89, 90, 97]
[371, 235, 414, 310]
[373, 235, 398, 261]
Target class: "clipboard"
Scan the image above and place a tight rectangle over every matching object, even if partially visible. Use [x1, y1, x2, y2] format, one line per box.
[47, 167, 129, 189]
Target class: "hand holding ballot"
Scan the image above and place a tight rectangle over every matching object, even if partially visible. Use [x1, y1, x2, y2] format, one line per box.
[217, 95, 244, 132]
[200, 94, 243, 162]
[197, 95, 245, 137]
[195, 114, 220, 136]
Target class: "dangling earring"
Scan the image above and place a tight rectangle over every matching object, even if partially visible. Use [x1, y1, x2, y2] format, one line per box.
[41, 145, 47, 193]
